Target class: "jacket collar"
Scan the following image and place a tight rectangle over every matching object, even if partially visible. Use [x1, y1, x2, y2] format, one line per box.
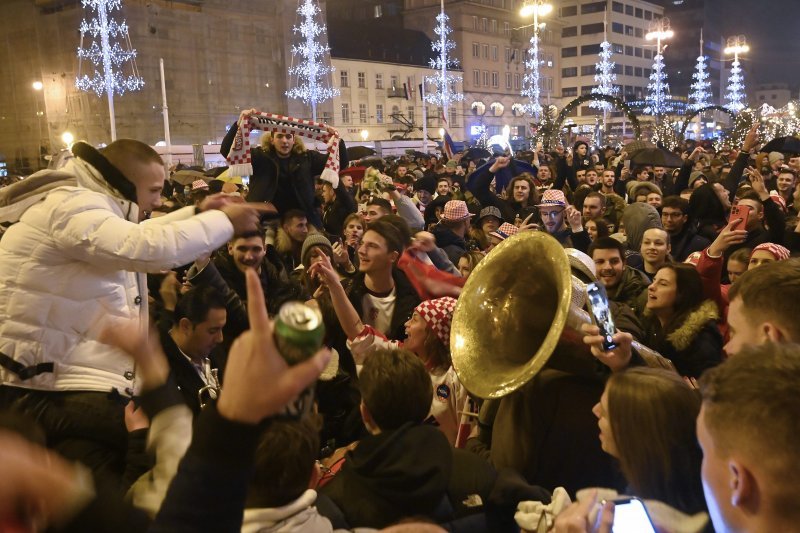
[66, 158, 139, 222]
[645, 300, 719, 352]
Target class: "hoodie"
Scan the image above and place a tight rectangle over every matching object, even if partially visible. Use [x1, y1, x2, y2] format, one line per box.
[321, 423, 453, 529]
[621, 203, 662, 254]
[687, 184, 727, 242]
[431, 224, 468, 265]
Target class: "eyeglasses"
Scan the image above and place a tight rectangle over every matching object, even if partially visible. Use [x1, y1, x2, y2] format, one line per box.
[540, 209, 565, 219]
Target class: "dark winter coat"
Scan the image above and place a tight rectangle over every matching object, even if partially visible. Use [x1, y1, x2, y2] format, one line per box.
[321, 423, 453, 529]
[608, 266, 650, 316]
[670, 226, 711, 263]
[322, 184, 357, 237]
[550, 226, 591, 253]
[467, 164, 539, 223]
[220, 123, 348, 229]
[642, 300, 723, 378]
[431, 225, 469, 265]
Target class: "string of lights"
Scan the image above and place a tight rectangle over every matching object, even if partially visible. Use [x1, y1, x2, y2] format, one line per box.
[286, 0, 339, 122]
[423, 4, 464, 115]
[589, 41, 618, 112]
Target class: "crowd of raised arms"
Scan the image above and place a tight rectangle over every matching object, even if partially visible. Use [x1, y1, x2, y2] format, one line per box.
[0, 112, 799, 533]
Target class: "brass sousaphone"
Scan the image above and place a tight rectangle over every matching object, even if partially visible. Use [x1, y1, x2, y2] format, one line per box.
[451, 231, 672, 399]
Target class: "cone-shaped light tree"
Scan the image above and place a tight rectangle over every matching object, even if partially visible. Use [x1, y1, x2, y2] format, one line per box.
[286, 0, 339, 122]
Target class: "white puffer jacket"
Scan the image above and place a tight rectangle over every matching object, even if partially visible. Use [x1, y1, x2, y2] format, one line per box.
[0, 158, 234, 394]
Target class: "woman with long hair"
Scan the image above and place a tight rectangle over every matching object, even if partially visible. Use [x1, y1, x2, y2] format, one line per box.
[456, 251, 485, 280]
[593, 367, 707, 516]
[309, 254, 468, 446]
[643, 263, 723, 377]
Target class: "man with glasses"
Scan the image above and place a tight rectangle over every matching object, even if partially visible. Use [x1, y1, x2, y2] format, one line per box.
[537, 189, 590, 252]
[660, 195, 709, 262]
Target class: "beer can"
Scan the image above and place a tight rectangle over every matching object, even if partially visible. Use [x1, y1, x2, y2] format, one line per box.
[274, 301, 325, 365]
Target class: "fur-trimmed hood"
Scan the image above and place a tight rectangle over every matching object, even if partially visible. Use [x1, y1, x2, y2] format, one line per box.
[646, 299, 719, 352]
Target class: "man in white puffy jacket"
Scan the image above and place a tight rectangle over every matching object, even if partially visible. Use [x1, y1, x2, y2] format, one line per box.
[0, 139, 265, 479]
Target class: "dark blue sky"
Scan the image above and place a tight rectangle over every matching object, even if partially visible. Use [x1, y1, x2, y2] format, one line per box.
[720, 0, 800, 85]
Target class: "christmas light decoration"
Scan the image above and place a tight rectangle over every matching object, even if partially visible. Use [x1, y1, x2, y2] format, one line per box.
[644, 53, 672, 116]
[286, 0, 339, 122]
[724, 35, 749, 114]
[423, 1, 464, 118]
[644, 19, 673, 116]
[75, 0, 144, 140]
[725, 58, 746, 113]
[519, 1, 552, 121]
[688, 55, 712, 111]
[521, 34, 543, 119]
[589, 41, 618, 111]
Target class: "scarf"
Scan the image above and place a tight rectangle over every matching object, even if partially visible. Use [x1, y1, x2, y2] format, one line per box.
[226, 111, 340, 187]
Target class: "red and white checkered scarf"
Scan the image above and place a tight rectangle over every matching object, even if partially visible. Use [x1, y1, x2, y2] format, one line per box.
[225, 111, 340, 186]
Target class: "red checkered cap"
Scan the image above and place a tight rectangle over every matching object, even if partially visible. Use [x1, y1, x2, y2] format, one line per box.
[537, 189, 567, 207]
[751, 242, 790, 262]
[414, 297, 458, 346]
[489, 222, 519, 241]
[442, 200, 473, 221]
[191, 179, 209, 191]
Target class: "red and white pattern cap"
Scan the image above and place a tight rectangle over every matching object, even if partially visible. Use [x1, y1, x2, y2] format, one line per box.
[442, 200, 474, 221]
[191, 179, 209, 191]
[489, 222, 519, 241]
[751, 242, 791, 262]
[536, 189, 567, 207]
[414, 296, 458, 346]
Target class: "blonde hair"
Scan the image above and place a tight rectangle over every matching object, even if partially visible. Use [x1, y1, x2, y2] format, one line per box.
[259, 132, 307, 156]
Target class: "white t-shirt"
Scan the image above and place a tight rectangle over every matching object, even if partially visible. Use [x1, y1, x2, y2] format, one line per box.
[361, 287, 396, 336]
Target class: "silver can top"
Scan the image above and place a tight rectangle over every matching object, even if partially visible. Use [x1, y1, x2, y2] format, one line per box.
[277, 301, 322, 332]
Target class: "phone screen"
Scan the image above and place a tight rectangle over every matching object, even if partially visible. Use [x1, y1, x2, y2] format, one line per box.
[587, 282, 617, 351]
[612, 497, 657, 533]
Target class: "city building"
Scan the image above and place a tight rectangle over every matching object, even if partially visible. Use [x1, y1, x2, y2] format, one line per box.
[0, 0, 296, 173]
[310, 20, 466, 144]
[557, 0, 665, 136]
[402, 0, 563, 146]
[754, 84, 795, 109]
[648, 0, 726, 104]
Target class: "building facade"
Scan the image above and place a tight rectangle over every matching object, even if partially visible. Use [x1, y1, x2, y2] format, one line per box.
[403, 0, 562, 146]
[557, 0, 664, 135]
[1, 0, 295, 173]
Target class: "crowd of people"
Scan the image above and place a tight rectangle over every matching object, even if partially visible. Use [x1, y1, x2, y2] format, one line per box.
[0, 111, 799, 533]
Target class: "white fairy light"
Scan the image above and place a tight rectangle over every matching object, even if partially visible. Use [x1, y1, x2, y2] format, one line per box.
[589, 41, 618, 111]
[286, 0, 339, 122]
[423, 3, 464, 118]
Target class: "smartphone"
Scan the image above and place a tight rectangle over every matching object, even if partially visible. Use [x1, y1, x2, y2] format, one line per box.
[586, 282, 617, 351]
[623, 159, 631, 170]
[611, 497, 657, 533]
[728, 204, 749, 231]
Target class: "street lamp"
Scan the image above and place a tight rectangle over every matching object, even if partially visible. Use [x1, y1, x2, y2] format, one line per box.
[32, 81, 45, 168]
[724, 35, 749, 112]
[519, 1, 552, 121]
[61, 131, 74, 148]
[360, 129, 369, 142]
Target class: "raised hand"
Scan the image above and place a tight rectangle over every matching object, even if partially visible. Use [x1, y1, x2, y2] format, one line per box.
[566, 205, 583, 232]
[708, 219, 748, 257]
[219, 203, 277, 235]
[216, 269, 330, 424]
[489, 156, 511, 174]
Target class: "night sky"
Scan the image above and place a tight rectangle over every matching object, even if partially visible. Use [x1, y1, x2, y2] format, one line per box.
[719, 0, 800, 86]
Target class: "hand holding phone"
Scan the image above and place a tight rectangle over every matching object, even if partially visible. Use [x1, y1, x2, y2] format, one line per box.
[728, 205, 749, 231]
[586, 282, 617, 351]
[611, 497, 657, 533]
